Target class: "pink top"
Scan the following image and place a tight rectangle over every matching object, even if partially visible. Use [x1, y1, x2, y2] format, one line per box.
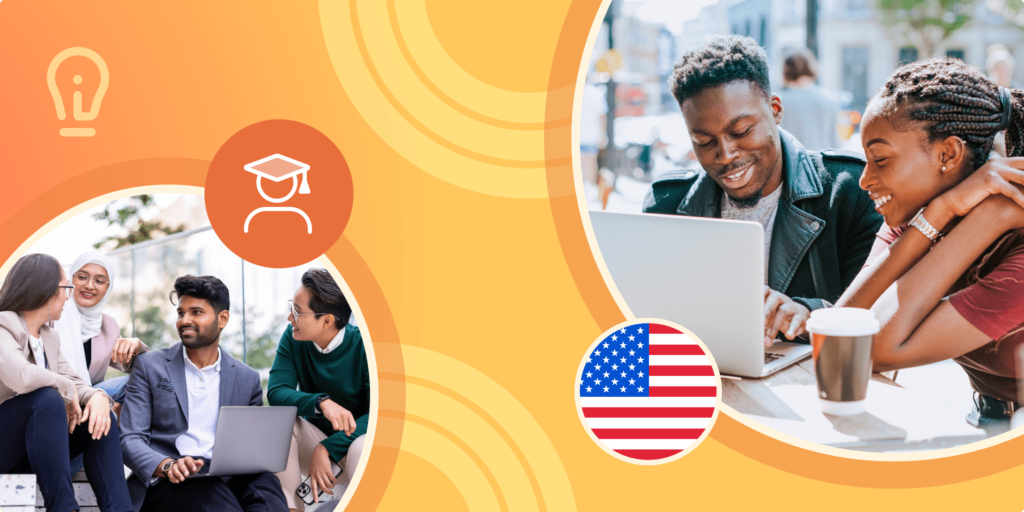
[87, 313, 149, 384]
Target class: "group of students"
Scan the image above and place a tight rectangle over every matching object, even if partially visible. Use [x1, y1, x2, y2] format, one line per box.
[0, 251, 368, 512]
[645, 35, 1024, 426]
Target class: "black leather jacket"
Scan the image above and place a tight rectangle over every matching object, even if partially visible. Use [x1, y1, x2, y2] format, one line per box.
[642, 129, 883, 314]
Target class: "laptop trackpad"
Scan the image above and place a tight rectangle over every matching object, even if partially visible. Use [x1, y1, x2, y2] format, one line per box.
[763, 342, 812, 376]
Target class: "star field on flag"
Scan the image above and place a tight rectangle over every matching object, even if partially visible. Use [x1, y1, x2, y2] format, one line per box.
[578, 322, 719, 462]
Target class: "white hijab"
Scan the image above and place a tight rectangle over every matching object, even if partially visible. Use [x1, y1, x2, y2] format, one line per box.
[53, 251, 114, 385]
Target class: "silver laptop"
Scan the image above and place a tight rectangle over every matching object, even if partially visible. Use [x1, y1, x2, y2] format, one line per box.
[188, 406, 296, 477]
[590, 211, 812, 378]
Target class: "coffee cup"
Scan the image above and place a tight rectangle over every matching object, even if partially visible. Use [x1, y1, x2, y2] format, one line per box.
[805, 308, 880, 416]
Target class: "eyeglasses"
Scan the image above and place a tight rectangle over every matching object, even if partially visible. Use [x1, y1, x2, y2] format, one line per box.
[73, 272, 109, 287]
[287, 300, 318, 320]
[58, 285, 75, 299]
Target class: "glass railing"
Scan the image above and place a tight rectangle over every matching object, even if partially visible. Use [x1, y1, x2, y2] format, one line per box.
[105, 226, 319, 393]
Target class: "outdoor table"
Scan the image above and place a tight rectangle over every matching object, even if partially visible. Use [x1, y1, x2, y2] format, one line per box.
[722, 358, 1014, 452]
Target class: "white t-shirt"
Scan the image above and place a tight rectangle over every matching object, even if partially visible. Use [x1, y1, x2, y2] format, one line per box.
[720, 184, 783, 282]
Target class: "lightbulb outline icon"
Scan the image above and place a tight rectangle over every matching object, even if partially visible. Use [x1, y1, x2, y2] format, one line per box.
[47, 47, 109, 137]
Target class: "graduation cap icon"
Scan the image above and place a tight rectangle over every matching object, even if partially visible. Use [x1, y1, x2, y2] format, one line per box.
[244, 154, 311, 203]
[243, 154, 313, 234]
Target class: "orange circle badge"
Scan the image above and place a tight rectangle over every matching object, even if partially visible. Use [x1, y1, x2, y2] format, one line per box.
[205, 119, 353, 268]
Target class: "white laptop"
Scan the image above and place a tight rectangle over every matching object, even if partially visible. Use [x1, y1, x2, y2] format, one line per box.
[590, 211, 812, 378]
[188, 406, 296, 478]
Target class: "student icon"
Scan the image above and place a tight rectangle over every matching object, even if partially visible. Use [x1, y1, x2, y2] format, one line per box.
[243, 154, 313, 234]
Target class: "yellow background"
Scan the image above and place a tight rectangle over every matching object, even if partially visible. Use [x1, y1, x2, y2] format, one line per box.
[3, 0, 1024, 510]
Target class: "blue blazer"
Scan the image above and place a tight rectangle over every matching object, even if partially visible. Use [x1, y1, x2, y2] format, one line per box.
[119, 342, 263, 511]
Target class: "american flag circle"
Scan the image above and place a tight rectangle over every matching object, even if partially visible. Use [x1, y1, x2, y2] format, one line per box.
[575, 320, 721, 464]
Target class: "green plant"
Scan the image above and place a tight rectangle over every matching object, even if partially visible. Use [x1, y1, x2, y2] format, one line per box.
[227, 308, 287, 370]
[876, 0, 974, 58]
[225, 309, 287, 405]
[92, 194, 186, 249]
[988, 0, 1024, 28]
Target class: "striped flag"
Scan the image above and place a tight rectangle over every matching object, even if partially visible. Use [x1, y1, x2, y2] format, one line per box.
[579, 322, 718, 461]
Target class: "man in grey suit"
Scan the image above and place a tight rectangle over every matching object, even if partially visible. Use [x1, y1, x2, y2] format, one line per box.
[119, 275, 287, 512]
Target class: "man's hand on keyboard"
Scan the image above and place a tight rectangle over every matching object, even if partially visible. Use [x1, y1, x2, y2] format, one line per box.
[763, 286, 810, 347]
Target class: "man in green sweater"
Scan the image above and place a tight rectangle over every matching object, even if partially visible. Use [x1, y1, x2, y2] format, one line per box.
[269, 268, 370, 511]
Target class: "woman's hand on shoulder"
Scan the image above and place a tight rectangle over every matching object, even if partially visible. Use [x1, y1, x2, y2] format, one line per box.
[933, 157, 1024, 218]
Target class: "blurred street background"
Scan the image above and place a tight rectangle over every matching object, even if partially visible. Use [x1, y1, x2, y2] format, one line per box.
[583, 0, 1024, 212]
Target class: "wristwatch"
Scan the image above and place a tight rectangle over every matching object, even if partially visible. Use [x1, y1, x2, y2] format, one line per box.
[160, 458, 176, 476]
[315, 395, 330, 415]
[909, 207, 943, 243]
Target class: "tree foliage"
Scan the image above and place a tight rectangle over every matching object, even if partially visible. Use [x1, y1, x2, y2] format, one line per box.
[986, 0, 1024, 27]
[876, 0, 974, 58]
[92, 195, 186, 249]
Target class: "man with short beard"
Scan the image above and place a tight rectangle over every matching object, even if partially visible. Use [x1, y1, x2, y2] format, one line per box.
[119, 275, 287, 512]
[644, 35, 883, 345]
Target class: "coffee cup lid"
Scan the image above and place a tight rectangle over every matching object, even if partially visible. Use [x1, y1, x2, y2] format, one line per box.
[805, 307, 880, 337]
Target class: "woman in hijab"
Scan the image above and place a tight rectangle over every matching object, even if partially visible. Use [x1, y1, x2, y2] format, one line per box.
[54, 251, 149, 410]
[54, 251, 149, 476]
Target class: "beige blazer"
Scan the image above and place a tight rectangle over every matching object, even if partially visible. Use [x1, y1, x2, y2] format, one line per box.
[0, 310, 99, 407]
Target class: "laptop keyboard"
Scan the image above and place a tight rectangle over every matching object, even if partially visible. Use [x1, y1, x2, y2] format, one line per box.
[764, 352, 785, 365]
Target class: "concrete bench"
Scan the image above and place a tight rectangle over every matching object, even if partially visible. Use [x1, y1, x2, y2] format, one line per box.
[1, 474, 37, 512]
[2, 469, 129, 512]
[5, 467, 344, 511]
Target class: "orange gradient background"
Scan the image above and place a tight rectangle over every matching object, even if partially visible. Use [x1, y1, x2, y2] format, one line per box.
[2, 1, 1024, 510]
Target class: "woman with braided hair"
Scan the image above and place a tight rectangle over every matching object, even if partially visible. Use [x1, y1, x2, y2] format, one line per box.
[835, 57, 1024, 426]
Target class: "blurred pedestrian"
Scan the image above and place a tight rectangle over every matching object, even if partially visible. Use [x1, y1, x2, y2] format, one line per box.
[987, 45, 1022, 89]
[776, 49, 841, 151]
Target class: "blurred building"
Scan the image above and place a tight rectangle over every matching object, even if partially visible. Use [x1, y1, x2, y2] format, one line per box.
[730, 0, 773, 56]
[772, 0, 1024, 112]
[590, 3, 678, 116]
[675, 0, 1024, 113]
[678, 2, 737, 63]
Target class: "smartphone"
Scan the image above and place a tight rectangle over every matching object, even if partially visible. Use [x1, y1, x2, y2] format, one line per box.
[296, 463, 343, 506]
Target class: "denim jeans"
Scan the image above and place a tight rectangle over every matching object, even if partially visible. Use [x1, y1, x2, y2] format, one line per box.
[69, 375, 130, 476]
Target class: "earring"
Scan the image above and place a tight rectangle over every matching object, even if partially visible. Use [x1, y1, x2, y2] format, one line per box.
[942, 166, 947, 171]
[47, 305, 51, 323]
